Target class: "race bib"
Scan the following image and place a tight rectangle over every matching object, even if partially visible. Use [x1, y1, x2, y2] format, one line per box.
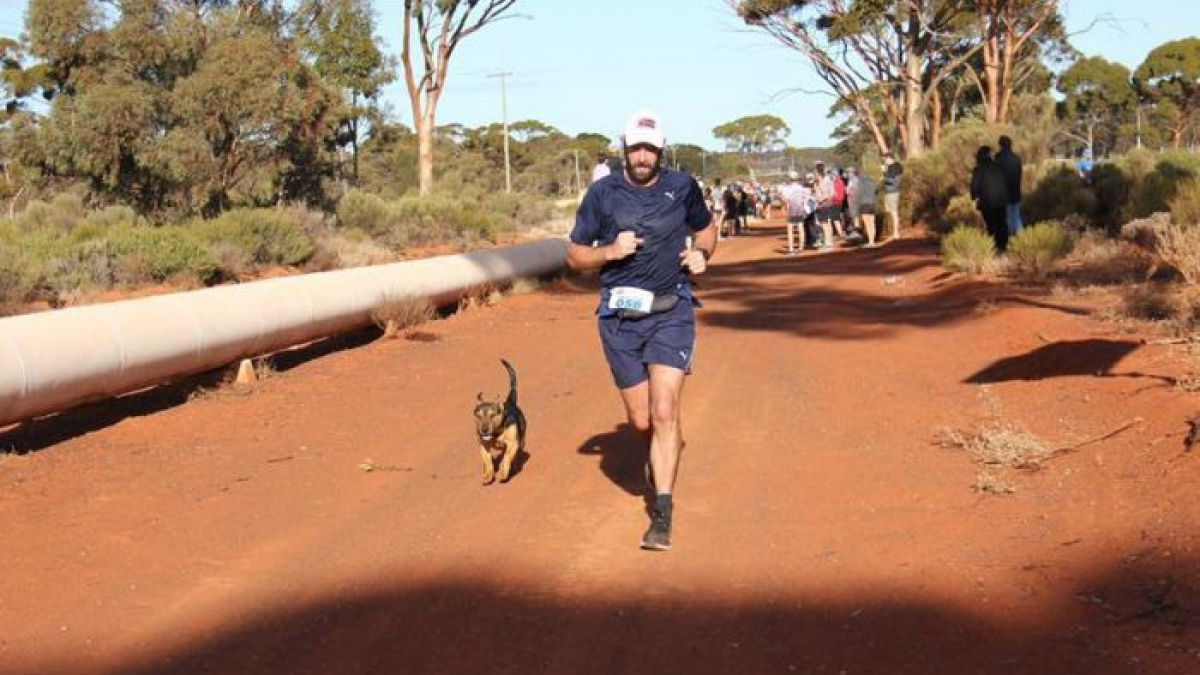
[608, 286, 654, 313]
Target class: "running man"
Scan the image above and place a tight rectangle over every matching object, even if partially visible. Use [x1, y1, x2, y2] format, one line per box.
[567, 110, 716, 551]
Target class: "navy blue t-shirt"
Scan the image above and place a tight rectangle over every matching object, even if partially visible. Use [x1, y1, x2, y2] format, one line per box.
[570, 168, 712, 297]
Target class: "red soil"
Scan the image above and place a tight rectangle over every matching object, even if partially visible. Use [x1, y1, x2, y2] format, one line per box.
[1, 219, 1197, 675]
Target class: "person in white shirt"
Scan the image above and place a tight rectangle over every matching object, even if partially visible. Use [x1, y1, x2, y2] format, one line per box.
[591, 152, 611, 184]
[813, 161, 837, 250]
[779, 171, 808, 255]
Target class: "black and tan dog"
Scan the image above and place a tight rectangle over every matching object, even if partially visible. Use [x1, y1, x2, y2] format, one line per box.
[474, 358, 526, 485]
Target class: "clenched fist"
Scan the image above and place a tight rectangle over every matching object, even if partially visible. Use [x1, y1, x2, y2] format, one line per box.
[680, 247, 707, 275]
[607, 230, 643, 261]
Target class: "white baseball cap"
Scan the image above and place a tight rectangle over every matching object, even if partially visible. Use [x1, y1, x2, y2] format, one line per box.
[787, 170, 800, 180]
[622, 110, 665, 149]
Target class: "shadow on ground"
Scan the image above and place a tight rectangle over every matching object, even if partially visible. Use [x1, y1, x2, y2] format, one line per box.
[0, 328, 381, 455]
[697, 237, 1094, 341]
[29, 553, 1196, 675]
[577, 423, 650, 498]
[965, 339, 1167, 384]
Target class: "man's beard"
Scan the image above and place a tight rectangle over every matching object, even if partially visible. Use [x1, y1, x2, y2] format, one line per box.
[625, 153, 661, 186]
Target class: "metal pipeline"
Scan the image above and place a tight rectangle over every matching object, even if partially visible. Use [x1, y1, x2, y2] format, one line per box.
[0, 238, 569, 427]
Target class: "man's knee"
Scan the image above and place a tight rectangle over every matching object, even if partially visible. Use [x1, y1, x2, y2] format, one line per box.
[627, 408, 652, 433]
[649, 396, 679, 428]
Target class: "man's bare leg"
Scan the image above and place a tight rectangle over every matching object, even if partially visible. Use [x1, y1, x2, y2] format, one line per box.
[646, 364, 686, 495]
[862, 213, 877, 245]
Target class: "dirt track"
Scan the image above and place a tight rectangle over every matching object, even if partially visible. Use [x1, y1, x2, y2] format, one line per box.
[2, 220, 1198, 674]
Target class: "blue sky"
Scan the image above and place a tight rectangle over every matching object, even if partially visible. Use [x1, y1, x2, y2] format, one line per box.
[0, 0, 1196, 150]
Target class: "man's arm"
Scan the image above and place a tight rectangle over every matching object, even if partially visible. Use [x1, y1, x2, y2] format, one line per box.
[680, 222, 718, 275]
[567, 231, 641, 271]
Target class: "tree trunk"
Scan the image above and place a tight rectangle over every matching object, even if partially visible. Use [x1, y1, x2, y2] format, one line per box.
[904, 46, 925, 158]
[930, 87, 943, 149]
[417, 112, 435, 196]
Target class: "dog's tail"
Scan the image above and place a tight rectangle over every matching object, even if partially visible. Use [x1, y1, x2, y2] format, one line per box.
[500, 358, 518, 408]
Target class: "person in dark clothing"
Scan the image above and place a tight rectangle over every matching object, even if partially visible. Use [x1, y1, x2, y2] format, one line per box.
[970, 145, 1010, 252]
[724, 183, 743, 236]
[995, 135, 1023, 235]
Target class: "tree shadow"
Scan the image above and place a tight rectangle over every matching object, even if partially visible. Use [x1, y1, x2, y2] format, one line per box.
[34, 554, 1198, 675]
[965, 339, 1171, 384]
[695, 241, 1095, 341]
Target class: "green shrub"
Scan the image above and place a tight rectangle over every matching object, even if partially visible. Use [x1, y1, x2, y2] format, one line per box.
[106, 224, 219, 284]
[84, 204, 140, 229]
[904, 120, 1049, 233]
[194, 208, 315, 268]
[13, 193, 87, 234]
[941, 225, 996, 274]
[944, 194, 980, 229]
[1170, 178, 1200, 226]
[0, 239, 38, 310]
[337, 189, 392, 238]
[1007, 222, 1074, 279]
[1123, 151, 1200, 221]
[1026, 164, 1097, 223]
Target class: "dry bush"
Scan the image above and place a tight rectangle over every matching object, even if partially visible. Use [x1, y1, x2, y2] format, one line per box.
[1120, 282, 1199, 322]
[1059, 231, 1153, 285]
[1156, 223, 1200, 285]
[940, 225, 995, 274]
[1171, 177, 1200, 226]
[372, 295, 436, 338]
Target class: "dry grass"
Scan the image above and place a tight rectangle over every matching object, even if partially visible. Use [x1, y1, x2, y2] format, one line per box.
[974, 297, 1000, 315]
[939, 423, 1052, 494]
[974, 471, 1015, 495]
[1156, 223, 1200, 285]
[1120, 282, 1200, 325]
[457, 283, 501, 312]
[507, 277, 541, 295]
[372, 295, 436, 339]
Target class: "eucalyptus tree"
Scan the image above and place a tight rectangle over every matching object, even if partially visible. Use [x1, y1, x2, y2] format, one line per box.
[1134, 38, 1200, 149]
[1056, 56, 1135, 156]
[396, 0, 523, 196]
[731, 0, 987, 158]
[296, 0, 395, 186]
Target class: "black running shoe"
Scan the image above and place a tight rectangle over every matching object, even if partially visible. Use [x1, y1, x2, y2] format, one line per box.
[640, 509, 672, 551]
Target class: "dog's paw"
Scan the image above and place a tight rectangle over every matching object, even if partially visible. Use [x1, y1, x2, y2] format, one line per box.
[481, 474, 496, 486]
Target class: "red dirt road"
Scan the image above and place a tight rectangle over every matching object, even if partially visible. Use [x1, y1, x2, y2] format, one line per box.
[2, 221, 1198, 675]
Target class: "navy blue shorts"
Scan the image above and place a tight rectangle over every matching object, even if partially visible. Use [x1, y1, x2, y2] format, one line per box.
[597, 299, 696, 390]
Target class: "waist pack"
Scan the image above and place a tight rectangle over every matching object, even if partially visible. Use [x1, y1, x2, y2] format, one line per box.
[616, 292, 681, 320]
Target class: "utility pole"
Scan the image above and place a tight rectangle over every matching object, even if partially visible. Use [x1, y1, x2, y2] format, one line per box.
[573, 150, 582, 194]
[489, 71, 513, 193]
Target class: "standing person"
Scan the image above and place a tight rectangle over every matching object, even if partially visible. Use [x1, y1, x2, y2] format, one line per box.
[710, 178, 727, 239]
[780, 170, 808, 255]
[567, 110, 716, 552]
[995, 135, 1023, 235]
[1077, 148, 1094, 182]
[881, 153, 904, 241]
[970, 145, 1010, 253]
[813, 161, 837, 250]
[591, 151, 612, 184]
[851, 167, 879, 247]
[802, 172, 820, 247]
[723, 183, 741, 236]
